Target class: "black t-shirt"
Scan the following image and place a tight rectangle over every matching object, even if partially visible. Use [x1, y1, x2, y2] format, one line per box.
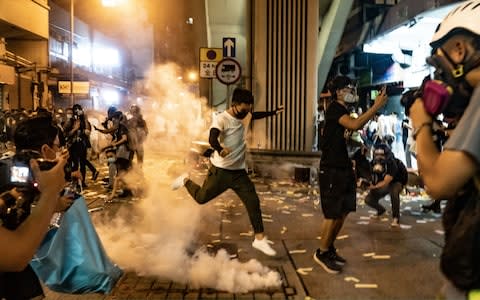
[372, 157, 407, 185]
[114, 123, 129, 144]
[320, 101, 351, 168]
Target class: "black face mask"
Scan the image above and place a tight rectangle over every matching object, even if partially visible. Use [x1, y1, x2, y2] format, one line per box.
[233, 105, 249, 119]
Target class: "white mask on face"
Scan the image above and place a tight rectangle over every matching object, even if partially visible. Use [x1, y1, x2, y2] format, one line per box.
[343, 92, 357, 103]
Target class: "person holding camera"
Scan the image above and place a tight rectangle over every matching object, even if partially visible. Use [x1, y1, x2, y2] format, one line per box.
[408, 1, 480, 297]
[0, 116, 70, 299]
[315, 75, 388, 274]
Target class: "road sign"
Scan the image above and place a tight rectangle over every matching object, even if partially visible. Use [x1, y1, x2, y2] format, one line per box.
[199, 47, 222, 79]
[223, 37, 236, 58]
[216, 58, 241, 85]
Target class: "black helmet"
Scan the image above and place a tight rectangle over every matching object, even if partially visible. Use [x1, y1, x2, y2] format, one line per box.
[107, 106, 118, 119]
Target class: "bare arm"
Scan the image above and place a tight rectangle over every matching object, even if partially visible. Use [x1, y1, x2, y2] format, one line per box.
[370, 174, 393, 190]
[112, 134, 128, 147]
[339, 86, 388, 131]
[0, 156, 67, 271]
[410, 99, 477, 199]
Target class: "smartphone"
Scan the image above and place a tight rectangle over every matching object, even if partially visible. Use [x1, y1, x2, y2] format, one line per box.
[10, 165, 30, 184]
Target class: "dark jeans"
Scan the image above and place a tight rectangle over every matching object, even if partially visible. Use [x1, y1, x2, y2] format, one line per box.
[365, 181, 404, 219]
[70, 142, 97, 183]
[185, 165, 264, 233]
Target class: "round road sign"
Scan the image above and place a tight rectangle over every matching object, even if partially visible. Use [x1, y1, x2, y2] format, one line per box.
[215, 58, 241, 85]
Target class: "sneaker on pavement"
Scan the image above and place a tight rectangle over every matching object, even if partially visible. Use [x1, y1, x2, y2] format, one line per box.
[328, 247, 346, 265]
[391, 217, 400, 227]
[313, 249, 342, 274]
[370, 207, 386, 220]
[171, 173, 189, 190]
[252, 238, 276, 256]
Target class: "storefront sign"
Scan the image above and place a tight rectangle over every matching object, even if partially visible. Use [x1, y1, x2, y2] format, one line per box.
[58, 81, 90, 94]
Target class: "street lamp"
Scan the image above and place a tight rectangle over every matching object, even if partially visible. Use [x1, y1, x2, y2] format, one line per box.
[69, 0, 74, 106]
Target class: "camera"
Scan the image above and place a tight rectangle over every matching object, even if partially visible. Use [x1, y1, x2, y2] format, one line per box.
[0, 151, 57, 229]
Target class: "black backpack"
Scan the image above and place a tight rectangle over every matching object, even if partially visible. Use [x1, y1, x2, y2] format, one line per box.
[441, 177, 480, 290]
[394, 158, 408, 185]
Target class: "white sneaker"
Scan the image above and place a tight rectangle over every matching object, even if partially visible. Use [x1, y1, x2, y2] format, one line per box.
[252, 238, 276, 256]
[171, 173, 189, 190]
[391, 218, 400, 227]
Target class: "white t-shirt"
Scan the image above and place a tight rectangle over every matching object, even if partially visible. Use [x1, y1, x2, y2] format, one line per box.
[210, 111, 248, 170]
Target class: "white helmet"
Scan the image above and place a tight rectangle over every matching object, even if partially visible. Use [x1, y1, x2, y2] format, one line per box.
[431, 0, 480, 48]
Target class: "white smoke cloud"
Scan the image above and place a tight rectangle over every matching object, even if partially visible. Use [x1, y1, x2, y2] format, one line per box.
[93, 64, 281, 293]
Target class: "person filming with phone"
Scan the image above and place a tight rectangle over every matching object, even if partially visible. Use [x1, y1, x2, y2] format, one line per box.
[0, 115, 70, 299]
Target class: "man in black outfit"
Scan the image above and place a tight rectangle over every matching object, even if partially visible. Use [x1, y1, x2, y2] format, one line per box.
[365, 143, 408, 227]
[315, 75, 388, 274]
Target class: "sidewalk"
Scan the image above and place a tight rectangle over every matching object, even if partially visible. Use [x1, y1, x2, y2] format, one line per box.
[44, 157, 445, 300]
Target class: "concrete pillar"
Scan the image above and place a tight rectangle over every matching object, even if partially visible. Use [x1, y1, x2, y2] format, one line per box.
[316, 0, 354, 96]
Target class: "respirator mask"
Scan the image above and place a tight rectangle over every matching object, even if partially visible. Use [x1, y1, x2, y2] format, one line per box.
[372, 148, 387, 174]
[421, 47, 480, 118]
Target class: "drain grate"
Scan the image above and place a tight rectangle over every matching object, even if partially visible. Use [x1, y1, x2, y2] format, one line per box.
[111, 266, 297, 300]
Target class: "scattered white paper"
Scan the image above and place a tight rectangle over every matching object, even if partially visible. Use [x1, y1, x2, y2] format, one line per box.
[296, 267, 313, 275]
[289, 249, 307, 254]
[357, 221, 369, 225]
[355, 283, 378, 289]
[344, 276, 360, 283]
[336, 234, 349, 240]
[372, 255, 391, 259]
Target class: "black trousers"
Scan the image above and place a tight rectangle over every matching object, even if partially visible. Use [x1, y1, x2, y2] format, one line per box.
[185, 165, 264, 233]
[365, 181, 404, 219]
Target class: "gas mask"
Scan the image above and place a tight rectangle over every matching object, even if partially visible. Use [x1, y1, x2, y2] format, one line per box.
[372, 148, 387, 174]
[107, 157, 116, 163]
[423, 47, 480, 118]
[372, 160, 385, 174]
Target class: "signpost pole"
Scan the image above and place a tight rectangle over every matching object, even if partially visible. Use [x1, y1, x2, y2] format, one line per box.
[70, 0, 74, 107]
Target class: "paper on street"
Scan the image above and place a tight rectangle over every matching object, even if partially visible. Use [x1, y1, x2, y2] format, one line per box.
[355, 283, 378, 288]
[289, 249, 307, 254]
[344, 276, 360, 283]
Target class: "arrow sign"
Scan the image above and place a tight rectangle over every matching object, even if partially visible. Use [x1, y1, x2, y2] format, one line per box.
[223, 37, 236, 58]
